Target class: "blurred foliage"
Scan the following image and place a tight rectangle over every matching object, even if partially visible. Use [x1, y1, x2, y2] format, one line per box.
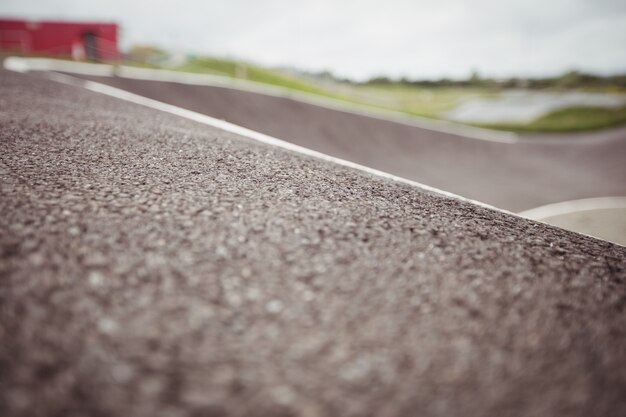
[176, 56, 330, 95]
[344, 85, 499, 118]
[127, 45, 169, 66]
[474, 106, 626, 132]
[363, 70, 626, 92]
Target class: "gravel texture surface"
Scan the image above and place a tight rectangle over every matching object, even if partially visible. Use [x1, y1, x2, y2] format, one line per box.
[73, 74, 626, 212]
[1, 70, 625, 417]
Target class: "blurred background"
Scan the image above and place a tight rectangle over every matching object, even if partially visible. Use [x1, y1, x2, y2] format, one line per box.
[1, 0, 625, 243]
[2, 0, 626, 131]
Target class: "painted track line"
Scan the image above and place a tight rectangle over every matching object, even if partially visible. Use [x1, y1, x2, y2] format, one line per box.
[3, 56, 517, 144]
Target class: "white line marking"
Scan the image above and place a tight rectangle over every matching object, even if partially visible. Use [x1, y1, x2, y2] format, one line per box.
[3, 56, 517, 143]
[519, 197, 626, 220]
[39, 70, 513, 216]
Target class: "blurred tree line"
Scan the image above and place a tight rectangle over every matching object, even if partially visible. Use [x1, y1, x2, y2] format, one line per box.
[363, 70, 626, 90]
[124, 45, 626, 91]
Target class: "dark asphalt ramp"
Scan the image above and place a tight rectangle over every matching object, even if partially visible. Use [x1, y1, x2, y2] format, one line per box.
[71, 74, 626, 212]
[1, 70, 625, 417]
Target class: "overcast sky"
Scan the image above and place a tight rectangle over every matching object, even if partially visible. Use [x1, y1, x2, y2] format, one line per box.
[2, 0, 626, 80]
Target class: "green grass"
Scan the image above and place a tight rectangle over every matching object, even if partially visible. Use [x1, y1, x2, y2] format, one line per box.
[175, 56, 238, 75]
[474, 106, 626, 133]
[344, 85, 500, 118]
[175, 57, 332, 96]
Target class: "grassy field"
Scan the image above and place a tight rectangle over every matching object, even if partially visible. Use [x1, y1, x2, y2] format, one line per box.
[175, 57, 332, 96]
[340, 84, 500, 118]
[474, 106, 626, 133]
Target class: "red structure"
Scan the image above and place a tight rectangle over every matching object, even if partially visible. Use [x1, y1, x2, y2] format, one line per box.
[0, 19, 119, 60]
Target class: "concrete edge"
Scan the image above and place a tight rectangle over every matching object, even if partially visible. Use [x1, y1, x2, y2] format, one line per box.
[519, 197, 626, 220]
[519, 197, 626, 247]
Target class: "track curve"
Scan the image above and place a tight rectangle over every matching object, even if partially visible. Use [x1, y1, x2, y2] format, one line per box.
[67, 74, 626, 212]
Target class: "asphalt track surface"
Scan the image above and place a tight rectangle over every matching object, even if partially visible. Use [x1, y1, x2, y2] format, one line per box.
[1, 70, 626, 417]
[70, 73, 626, 212]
